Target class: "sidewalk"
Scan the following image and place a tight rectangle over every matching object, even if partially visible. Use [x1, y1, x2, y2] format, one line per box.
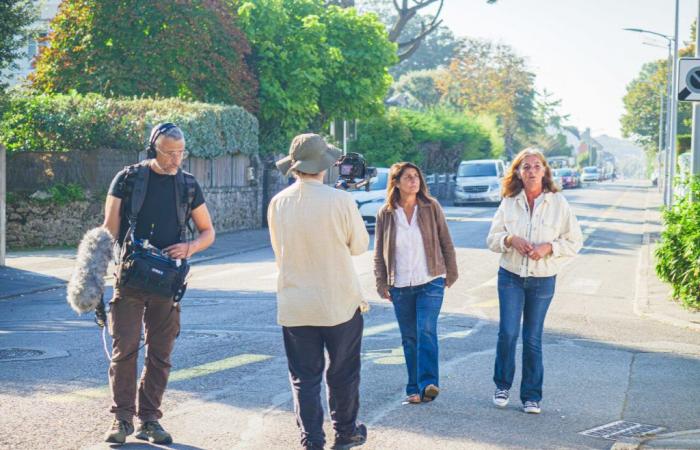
[0, 228, 272, 300]
[635, 187, 700, 333]
[615, 186, 700, 450]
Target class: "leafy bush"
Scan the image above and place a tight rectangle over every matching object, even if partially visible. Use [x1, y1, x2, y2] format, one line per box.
[677, 134, 691, 154]
[0, 92, 258, 158]
[351, 107, 494, 172]
[351, 108, 419, 168]
[31, 0, 258, 112]
[47, 183, 86, 205]
[655, 178, 700, 310]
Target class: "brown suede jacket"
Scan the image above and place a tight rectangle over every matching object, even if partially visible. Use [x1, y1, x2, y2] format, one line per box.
[373, 196, 458, 297]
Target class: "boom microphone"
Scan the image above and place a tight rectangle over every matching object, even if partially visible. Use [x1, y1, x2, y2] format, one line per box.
[67, 227, 114, 314]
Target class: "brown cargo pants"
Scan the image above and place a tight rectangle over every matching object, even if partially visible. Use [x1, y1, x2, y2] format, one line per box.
[107, 285, 181, 422]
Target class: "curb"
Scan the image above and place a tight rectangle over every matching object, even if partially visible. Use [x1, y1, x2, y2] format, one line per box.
[0, 242, 271, 301]
[0, 283, 67, 301]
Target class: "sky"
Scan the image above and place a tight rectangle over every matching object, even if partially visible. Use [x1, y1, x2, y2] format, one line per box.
[436, 0, 694, 138]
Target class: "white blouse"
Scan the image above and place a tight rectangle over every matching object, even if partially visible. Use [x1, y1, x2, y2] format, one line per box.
[393, 205, 443, 288]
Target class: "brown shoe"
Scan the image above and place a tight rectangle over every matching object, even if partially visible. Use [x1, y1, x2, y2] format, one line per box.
[422, 384, 440, 402]
[104, 419, 134, 444]
[135, 420, 173, 445]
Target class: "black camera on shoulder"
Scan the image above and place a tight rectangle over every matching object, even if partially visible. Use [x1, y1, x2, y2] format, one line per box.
[335, 152, 377, 192]
[117, 233, 189, 302]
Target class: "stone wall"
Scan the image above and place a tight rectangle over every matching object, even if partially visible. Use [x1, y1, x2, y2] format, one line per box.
[203, 186, 263, 233]
[6, 184, 264, 249]
[6, 197, 104, 248]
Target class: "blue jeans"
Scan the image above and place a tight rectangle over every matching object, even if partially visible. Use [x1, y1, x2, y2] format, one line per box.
[494, 267, 556, 403]
[390, 277, 445, 397]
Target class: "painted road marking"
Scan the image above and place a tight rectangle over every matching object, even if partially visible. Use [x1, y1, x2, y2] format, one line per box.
[363, 322, 399, 337]
[44, 353, 272, 403]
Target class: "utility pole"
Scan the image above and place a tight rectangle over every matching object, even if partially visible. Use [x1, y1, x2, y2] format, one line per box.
[691, 0, 700, 201]
[342, 120, 347, 156]
[665, 39, 674, 201]
[666, 0, 681, 206]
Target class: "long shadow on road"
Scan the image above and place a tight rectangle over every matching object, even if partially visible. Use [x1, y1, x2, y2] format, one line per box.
[1, 285, 699, 450]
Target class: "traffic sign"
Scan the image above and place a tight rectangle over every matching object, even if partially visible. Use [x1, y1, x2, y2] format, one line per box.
[678, 58, 700, 101]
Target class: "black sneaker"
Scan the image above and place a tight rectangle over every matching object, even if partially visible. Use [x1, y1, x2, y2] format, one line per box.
[104, 419, 134, 444]
[304, 443, 325, 450]
[331, 423, 367, 450]
[135, 420, 173, 445]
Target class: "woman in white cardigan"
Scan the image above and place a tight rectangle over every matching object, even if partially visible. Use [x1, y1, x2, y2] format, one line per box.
[486, 148, 583, 414]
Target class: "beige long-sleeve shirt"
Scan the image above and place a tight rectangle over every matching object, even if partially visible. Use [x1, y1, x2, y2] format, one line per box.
[486, 190, 583, 277]
[267, 178, 369, 327]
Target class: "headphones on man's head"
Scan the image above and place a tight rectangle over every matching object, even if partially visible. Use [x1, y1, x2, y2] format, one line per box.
[146, 122, 178, 158]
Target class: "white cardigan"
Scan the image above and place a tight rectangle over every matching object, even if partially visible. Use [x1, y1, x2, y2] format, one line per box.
[486, 190, 583, 277]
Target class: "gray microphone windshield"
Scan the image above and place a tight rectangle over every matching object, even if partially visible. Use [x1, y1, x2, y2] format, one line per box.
[67, 227, 114, 314]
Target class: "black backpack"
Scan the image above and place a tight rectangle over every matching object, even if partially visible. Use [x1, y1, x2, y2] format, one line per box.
[118, 160, 197, 244]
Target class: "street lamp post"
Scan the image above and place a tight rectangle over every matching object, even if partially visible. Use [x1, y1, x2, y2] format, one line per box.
[624, 25, 676, 205]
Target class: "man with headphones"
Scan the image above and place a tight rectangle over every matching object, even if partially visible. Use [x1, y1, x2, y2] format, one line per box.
[101, 123, 215, 445]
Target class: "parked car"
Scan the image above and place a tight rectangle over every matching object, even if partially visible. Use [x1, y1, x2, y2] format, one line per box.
[553, 168, 579, 189]
[453, 159, 505, 206]
[580, 166, 600, 183]
[350, 168, 389, 230]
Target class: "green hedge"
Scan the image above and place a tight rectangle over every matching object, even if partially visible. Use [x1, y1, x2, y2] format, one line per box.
[655, 177, 700, 310]
[677, 134, 691, 154]
[350, 107, 496, 171]
[0, 92, 258, 158]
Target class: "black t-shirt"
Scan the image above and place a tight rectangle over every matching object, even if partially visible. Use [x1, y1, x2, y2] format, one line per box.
[109, 167, 205, 249]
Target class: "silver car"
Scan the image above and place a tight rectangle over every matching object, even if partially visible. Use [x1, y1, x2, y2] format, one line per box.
[453, 159, 505, 205]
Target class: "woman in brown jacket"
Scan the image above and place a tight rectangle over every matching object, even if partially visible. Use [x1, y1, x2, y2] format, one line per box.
[374, 162, 458, 404]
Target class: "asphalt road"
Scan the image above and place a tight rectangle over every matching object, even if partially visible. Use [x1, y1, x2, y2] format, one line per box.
[1, 181, 698, 450]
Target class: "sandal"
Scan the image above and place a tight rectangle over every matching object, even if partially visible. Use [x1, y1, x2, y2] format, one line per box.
[404, 394, 421, 404]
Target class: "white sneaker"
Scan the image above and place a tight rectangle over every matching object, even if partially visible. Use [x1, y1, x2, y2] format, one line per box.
[523, 400, 541, 414]
[493, 389, 509, 408]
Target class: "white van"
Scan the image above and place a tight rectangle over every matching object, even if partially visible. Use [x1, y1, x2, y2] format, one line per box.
[454, 159, 505, 205]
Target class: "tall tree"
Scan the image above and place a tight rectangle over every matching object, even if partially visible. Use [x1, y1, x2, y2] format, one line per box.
[336, 0, 496, 63]
[389, 24, 460, 77]
[0, 0, 37, 88]
[31, 0, 258, 112]
[236, 0, 396, 153]
[390, 69, 445, 108]
[621, 21, 694, 153]
[532, 89, 574, 156]
[621, 59, 691, 151]
[439, 38, 537, 157]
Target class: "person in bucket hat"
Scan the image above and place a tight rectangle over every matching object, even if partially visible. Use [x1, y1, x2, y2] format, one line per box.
[275, 133, 343, 176]
[268, 133, 370, 450]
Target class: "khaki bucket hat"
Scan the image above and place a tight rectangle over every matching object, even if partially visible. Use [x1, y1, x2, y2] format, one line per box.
[276, 133, 342, 176]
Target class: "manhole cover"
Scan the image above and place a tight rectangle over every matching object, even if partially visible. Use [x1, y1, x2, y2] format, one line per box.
[580, 421, 666, 440]
[0, 348, 45, 361]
